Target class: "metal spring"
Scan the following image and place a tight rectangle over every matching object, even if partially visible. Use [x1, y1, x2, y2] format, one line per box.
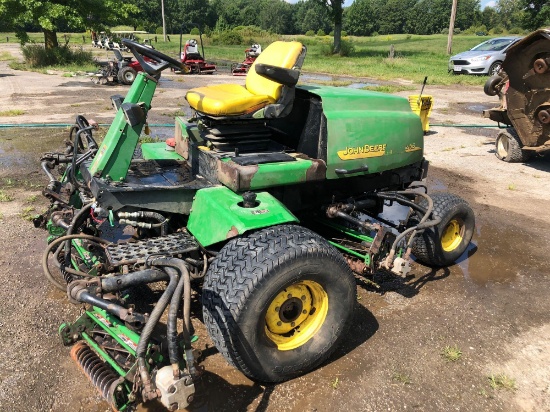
[70, 341, 123, 410]
[56, 251, 74, 284]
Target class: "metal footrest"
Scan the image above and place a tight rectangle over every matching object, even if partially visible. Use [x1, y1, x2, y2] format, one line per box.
[105, 231, 199, 267]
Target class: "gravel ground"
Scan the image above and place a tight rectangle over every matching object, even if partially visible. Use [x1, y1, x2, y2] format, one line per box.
[0, 43, 549, 412]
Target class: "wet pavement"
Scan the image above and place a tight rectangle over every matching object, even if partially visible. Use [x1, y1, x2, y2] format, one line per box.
[1, 93, 550, 412]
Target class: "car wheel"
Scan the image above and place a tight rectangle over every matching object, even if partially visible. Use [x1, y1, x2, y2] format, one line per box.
[489, 61, 502, 76]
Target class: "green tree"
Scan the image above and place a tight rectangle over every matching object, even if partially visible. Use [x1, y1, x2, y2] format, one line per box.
[313, 0, 345, 53]
[519, 0, 550, 30]
[0, 0, 137, 49]
[292, 0, 331, 34]
[495, 0, 525, 29]
[480, 6, 498, 31]
[343, 0, 376, 36]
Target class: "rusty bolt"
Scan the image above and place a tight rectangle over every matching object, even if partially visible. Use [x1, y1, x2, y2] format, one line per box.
[169, 403, 178, 411]
[168, 385, 176, 394]
[302, 310, 307, 314]
[291, 322, 295, 327]
[275, 306, 280, 312]
[301, 295, 306, 301]
[287, 293, 292, 299]
[534, 58, 549, 74]
[277, 321, 282, 326]
[538, 110, 550, 124]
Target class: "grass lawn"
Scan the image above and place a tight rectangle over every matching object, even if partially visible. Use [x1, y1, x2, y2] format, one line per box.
[1, 31, 496, 86]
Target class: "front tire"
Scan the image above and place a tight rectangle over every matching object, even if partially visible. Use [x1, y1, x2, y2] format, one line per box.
[202, 224, 356, 383]
[412, 193, 475, 267]
[495, 128, 532, 163]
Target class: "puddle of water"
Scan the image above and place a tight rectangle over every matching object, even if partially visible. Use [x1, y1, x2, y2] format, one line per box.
[456, 218, 548, 285]
[467, 103, 493, 112]
[0, 128, 67, 175]
[301, 74, 380, 89]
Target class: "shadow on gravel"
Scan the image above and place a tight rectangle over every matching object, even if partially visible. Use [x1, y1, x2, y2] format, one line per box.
[189, 372, 272, 412]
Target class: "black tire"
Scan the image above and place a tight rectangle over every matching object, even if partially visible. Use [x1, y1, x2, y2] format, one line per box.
[118, 66, 137, 85]
[202, 224, 356, 383]
[412, 193, 475, 267]
[495, 128, 532, 163]
[488, 61, 502, 76]
[484, 74, 503, 96]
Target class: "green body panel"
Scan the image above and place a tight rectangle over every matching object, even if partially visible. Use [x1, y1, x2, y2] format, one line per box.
[141, 142, 184, 160]
[88, 73, 156, 181]
[250, 158, 314, 188]
[187, 186, 298, 246]
[218, 156, 318, 191]
[300, 86, 424, 179]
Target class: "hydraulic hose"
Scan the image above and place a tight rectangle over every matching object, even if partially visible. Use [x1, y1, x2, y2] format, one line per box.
[136, 257, 180, 400]
[63, 203, 94, 276]
[166, 261, 195, 378]
[100, 268, 169, 292]
[118, 211, 169, 236]
[43, 233, 111, 291]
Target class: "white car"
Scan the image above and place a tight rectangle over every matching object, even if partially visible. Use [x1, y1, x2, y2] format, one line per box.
[448, 37, 521, 75]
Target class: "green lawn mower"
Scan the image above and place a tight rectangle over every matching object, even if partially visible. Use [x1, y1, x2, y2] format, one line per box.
[36, 39, 475, 411]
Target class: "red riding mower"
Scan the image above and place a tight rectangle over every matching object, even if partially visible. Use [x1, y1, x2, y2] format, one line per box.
[178, 38, 216, 74]
[232, 43, 262, 76]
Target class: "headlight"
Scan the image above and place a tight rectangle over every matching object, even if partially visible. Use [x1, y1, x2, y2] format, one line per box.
[469, 55, 491, 62]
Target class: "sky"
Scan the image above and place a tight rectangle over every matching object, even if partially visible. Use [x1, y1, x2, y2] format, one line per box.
[284, 0, 496, 10]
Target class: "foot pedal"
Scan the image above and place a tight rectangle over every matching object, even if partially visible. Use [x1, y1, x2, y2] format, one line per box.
[105, 231, 199, 267]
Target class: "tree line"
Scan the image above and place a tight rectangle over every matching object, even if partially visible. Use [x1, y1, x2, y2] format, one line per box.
[1, 0, 548, 45]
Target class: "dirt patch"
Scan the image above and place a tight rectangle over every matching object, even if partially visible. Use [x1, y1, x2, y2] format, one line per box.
[1, 43, 550, 412]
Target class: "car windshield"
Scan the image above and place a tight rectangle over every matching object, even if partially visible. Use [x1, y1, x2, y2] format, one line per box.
[471, 38, 516, 52]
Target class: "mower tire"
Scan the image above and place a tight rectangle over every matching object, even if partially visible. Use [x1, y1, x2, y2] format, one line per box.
[118, 67, 137, 85]
[412, 193, 474, 267]
[202, 224, 356, 383]
[495, 128, 532, 163]
[483, 75, 503, 96]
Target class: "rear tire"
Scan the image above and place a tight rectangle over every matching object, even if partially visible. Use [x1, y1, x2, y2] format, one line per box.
[202, 224, 356, 383]
[495, 128, 532, 163]
[117, 66, 137, 85]
[412, 193, 475, 267]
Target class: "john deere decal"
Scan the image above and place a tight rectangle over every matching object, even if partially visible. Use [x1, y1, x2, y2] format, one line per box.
[405, 143, 422, 152]
[337, 144, 387, 160]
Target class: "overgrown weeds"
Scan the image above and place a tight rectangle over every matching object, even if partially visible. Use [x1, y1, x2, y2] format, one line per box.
[21, 44, 93, 68]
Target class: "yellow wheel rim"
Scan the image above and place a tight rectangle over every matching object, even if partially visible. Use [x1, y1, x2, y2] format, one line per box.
[265, 280, 328, 351]
[441, 218, 464, 252]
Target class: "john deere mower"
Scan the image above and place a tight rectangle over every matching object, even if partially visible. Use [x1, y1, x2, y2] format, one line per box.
[36, 39, 475, 411]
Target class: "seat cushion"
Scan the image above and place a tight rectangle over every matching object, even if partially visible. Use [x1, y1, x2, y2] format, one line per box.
[186, 83, 274, 116]
[246, 41, 304, 100]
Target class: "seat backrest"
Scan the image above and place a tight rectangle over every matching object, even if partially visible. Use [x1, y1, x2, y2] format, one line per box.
[246, 41, 304, 101]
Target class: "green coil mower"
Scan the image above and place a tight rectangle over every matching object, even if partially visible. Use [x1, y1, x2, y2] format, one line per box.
[36, 39, 475, 411]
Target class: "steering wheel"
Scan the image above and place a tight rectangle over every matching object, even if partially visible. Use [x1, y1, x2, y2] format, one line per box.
[122, 39, 184, 76]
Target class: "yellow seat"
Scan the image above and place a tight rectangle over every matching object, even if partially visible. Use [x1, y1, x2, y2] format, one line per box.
[186, 41, 305, 117]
